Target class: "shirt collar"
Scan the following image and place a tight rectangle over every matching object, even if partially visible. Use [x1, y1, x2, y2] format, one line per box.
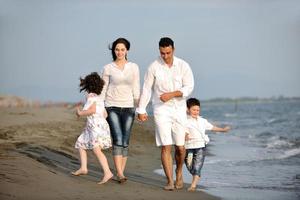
[158, 56, 178, 67]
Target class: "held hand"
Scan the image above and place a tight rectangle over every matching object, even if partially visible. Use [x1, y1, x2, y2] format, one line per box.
[137, 113, 148, 122]
[160, 92, 174, 102]
[185, 133, 191, 141]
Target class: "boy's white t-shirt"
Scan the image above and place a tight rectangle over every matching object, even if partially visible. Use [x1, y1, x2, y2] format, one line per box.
[185, 115, 214, 149]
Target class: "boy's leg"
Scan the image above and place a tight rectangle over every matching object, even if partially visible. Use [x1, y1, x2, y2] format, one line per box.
[188, 148, 206, 191]
[161, 145, 174, 190]
[188, 175, 200, 191]
[72, 148, 88, 175]
[93, 146, 113, 184]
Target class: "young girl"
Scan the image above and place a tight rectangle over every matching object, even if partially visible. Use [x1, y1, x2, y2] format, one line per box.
[72, 72, 113, 185]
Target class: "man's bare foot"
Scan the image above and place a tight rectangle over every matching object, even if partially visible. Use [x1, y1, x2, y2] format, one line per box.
[163, 183, 175, 191]
[97, 173, 113, 185]
[71, 169, 88, 176]
[175, 170, 184, 189]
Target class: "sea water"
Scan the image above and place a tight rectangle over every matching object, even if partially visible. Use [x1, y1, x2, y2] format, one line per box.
[154, 99, 300, 200]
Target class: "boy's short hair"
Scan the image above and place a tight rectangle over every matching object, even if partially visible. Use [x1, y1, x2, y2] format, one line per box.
[187, 98, 200, 109]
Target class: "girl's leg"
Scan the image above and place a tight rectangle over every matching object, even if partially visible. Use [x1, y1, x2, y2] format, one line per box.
[72, 148, 88, 175]
[93, 146, 113, 184]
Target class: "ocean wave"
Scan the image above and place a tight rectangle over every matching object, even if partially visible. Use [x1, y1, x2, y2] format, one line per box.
[278, 148, 300, 159]
[255, 131, 274, 138]
[224, 113, 237, 118]
[266, 136, 300, 150]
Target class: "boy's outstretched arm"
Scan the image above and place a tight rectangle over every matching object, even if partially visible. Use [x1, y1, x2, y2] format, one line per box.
[211, 125, 231, 133]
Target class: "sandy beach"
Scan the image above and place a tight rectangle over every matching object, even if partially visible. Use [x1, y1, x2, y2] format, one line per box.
[0, 106, 219, 200]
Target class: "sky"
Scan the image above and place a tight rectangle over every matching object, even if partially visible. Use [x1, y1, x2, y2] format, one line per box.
[0, 0, 300, 102]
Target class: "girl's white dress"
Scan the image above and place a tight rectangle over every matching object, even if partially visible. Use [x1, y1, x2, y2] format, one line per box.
[75, 93, 112, 150]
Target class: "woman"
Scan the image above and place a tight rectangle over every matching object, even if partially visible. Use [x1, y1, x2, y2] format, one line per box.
[100, 38, 140, 183]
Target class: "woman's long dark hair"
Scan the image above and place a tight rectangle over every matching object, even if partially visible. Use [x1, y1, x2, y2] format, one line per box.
[109, 38, 130, 61]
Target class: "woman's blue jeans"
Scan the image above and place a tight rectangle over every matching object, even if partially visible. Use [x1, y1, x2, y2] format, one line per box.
[106, 107, 135, 157]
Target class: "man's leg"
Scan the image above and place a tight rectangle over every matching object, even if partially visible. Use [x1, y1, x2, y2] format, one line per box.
[161, 145, 174, 190]
[175, 145, 185, 189]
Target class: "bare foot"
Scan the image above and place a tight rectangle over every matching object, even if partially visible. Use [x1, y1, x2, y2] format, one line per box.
[187, 186, 196, 192]
[117, 175, 127, 184]
[71, 169, 88, 176]
[163, 183, 175, 191]
[175, 170, 183, 189]
[97, 173, 114, 185]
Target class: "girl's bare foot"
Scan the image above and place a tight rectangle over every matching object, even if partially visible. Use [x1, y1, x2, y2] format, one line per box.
[97, 173, 114, 185]
[71, 169, 88, 176]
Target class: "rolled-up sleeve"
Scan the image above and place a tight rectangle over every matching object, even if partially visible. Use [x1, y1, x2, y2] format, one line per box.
[99, 66, 109, 101]
[132, 64, 140, 101]
[179, 63, 194, 97]
[136, 66, 154, 114]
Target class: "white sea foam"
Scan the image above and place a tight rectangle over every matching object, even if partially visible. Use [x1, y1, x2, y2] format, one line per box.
[224, 113, 237, 118]
[278, 148, 300, 159]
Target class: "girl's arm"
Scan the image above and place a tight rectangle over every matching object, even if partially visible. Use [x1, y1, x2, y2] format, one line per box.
[211, 125, 231, 133]
[76, 102, 96, 117]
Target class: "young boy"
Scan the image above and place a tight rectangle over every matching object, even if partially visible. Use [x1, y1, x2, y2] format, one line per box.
[185, 98, 230, 191]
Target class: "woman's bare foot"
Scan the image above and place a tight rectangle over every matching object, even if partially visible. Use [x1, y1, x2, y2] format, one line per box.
[71, 169, 88, 176]
[117, 175, 127, 184]
[97, 173, 114, 185]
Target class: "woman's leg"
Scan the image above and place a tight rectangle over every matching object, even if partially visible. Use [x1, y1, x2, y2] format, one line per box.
[120, 108, 135, 177]
[72, 148, 88, 175]
[106, 107, 125, 179]
[93, 146, 113, 184]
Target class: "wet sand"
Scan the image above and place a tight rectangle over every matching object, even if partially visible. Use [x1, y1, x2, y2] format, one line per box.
[0, 107, 219, 200]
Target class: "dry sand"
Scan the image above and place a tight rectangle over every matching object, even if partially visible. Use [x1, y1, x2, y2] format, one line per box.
[0, 106, 220, 200]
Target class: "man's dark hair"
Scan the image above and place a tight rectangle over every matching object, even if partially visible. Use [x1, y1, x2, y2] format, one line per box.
[186, 98, 201, 109]
[159, 37, 174, 48]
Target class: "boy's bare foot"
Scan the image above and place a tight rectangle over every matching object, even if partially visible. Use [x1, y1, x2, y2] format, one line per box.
[163, 184, 175, 191]
[97, 173, 114, 185]
[71, 169, 88, 176]
[187, 186, 196, 192]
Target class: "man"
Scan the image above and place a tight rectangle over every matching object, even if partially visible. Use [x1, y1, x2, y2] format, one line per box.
[137, 37, 194, 190]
